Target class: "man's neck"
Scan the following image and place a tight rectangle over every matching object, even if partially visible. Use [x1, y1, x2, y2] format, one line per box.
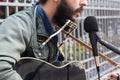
[39, 2, 58, 21]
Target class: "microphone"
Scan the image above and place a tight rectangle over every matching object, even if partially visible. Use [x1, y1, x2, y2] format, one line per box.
[84, 16, 120, 55]
[84, 16, 120, 80]
[84, 16, 100, 80]
[84, 16, 99, 57]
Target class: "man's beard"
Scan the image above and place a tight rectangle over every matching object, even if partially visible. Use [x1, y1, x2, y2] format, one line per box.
[53, 0, 75, 28]
[53, 0, 83, 29]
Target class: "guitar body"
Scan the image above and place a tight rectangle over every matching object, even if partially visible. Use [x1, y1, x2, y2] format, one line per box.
[15, 57, 86, 80]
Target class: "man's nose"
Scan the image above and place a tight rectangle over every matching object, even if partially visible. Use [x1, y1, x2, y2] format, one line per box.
[80, 0, 88, 6]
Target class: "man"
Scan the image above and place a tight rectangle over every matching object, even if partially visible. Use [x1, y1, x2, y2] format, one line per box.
[0, 0, 87, 80]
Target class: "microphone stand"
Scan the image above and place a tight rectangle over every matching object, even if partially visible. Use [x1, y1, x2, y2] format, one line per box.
[89, 33, 100, 80]
[98, 38, 120, 55]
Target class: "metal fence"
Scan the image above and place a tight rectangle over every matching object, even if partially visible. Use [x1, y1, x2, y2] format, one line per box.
[72, 0, 120, 80]
[0, 0, 120, 80]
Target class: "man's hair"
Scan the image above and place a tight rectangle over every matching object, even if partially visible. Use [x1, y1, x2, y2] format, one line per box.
[39, 0, 48, 4]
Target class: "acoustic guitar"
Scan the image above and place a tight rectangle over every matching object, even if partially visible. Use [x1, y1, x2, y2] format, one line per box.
[15, 57, 86, 80]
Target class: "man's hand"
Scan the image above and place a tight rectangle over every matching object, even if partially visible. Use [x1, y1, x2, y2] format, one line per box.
[107, 72, 119, 80]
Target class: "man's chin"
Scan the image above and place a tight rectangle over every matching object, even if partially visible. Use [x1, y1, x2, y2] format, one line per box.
[68, 18, 75, 22]
[71, 16, 79, 22]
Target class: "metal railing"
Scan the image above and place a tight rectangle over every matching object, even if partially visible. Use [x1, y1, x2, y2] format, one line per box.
[1, 0, 120, 80]
[59, 0, 120, 79]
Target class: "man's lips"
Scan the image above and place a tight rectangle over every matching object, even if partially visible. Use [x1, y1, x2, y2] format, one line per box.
[75, 7, 83, 16]
[72, 7, 83, 20]
[76, 7, 84, 13]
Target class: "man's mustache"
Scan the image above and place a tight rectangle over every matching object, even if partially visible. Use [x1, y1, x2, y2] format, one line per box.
[75, 7, 84, 13]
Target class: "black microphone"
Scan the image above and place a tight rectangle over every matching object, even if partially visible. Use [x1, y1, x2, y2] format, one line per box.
[84, 16, 100, 80]
[84, 16, 120, 55]
[84, 16, 99, 57]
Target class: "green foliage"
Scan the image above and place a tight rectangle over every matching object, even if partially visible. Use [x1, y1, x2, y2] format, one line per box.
[61, 37, 89, 60]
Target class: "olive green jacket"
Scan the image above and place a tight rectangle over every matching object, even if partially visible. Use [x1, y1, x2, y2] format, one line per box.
[0, 5, 57, 80]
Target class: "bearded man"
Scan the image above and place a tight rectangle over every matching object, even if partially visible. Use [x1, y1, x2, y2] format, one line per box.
[0, 0, 87, 80]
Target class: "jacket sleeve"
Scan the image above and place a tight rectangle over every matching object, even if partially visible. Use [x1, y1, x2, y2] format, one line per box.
[0, 13, 33, 80]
